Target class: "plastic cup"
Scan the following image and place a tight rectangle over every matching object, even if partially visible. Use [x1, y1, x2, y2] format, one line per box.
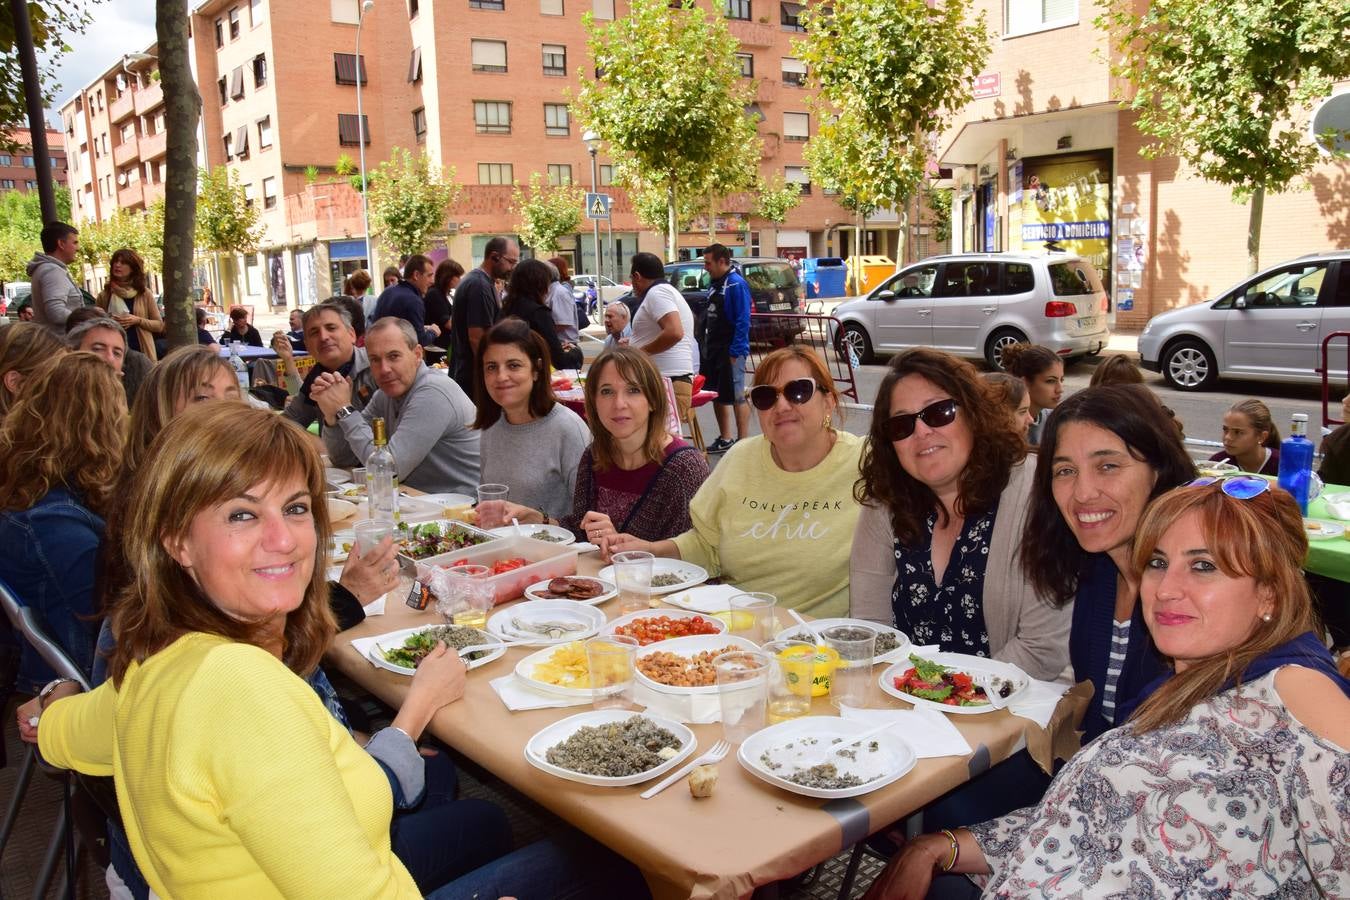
[611, 550, 654, 615]
[352, 467, 368, 494]
[353, 518, 394, 556]
[714, 649, 769, 744]
[441, 564, 494, 629]
[476, 483, 510, 529]
[761, 639, 816, 724]
[728, 593, 777, 644]
[585, 635, 639, 710]
[822, 624, 877, 709]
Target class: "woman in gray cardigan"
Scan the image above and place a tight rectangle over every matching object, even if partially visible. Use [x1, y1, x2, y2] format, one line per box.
[848, 348, 1070, 682]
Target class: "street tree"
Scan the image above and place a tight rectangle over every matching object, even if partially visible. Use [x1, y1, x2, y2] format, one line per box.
[157, 0, 201, 348]
[511, 172, 584, 254]
[0, 1, 98, 149]
[0, 186, 70, 282]
[365, 148, 460, 261]
[796, 0, 989, 264]
[574, 0, 759, 259]
[72, 201, 165, 280]
[195, 165, 262, 307]
[1099, 0, 1350, 275]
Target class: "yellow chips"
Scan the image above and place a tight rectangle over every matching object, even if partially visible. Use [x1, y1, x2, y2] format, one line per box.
[532, 641, 591, 688]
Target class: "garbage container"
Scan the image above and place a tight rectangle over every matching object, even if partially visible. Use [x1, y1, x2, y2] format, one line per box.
[845, 255, 896, 296]
[800, 257, 848, 299]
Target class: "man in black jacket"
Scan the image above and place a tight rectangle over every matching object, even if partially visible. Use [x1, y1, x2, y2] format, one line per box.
[372, 254, 438, 346]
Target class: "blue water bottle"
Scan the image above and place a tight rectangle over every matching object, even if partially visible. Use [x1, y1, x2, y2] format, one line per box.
[1276, 413, 1314, 515]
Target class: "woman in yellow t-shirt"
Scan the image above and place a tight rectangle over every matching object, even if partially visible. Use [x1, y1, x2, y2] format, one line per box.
[607, 346, 862, 617]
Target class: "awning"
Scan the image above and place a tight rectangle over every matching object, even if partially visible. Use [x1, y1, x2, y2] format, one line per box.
[234, 125, 249, 155]
[334, 52, 367, 86]
[939, 102, 1118, 167]
[229, 66, 244, 99]
[408, 47, 422, 83]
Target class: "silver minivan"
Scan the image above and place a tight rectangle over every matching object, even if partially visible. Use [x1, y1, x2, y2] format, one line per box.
[831, 252, 1110, 368]
[1138, 251, 1350, 390]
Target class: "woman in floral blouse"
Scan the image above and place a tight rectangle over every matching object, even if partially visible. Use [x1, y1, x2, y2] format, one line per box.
[866, 479, 1350, 899]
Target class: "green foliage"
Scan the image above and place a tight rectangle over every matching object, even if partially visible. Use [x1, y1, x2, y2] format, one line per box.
[73, 201, 164, 275]
[0, 187, 70, 281]
[0, 1, 101, 149]
[754, 174, 802, 225]
[573, 0, 760, 255]
[927, 186, 952, 244]
[365, 148, 460, 260]
[0, 231, 28, 283]
[511, 172, 584, 254]
[334, 154, 355, 177]
[304, 165, 319, 184]
[195, 166, 263, 255]
[795, 0, 990, 213]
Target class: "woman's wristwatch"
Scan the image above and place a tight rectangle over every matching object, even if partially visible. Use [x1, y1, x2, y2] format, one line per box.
[38, 677, 77, 708]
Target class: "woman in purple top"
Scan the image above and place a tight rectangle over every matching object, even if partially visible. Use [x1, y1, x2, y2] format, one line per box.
[559, 347, 709, 544]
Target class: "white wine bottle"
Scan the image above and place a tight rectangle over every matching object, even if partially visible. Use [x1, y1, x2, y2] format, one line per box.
[367, 417, 400, 524]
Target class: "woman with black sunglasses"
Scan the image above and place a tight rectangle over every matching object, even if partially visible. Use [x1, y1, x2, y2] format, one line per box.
[607, 346, 862, 617]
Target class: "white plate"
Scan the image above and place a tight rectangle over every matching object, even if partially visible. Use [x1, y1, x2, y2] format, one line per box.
[325, 467, 352, 485]
[600, 608, 728, 644]
[524, 709, 697, 787]
[523, 576, 617, 606]
[330, 529, 355, 562]
[331, 482, 368, 500]
[633, 633, 761, 695]
[328, 497, 360, 524]
[364, 625, 506, 675]
[489, 524, 577, 546]
[662, 584, 743, 613]
[1304, 519, 1345, 540]
[878, 652, 1030, 715]
[513, 643, 615, 698]
[417, 492, 477, 509]
[486, 599, 606, 645]
[597, 559, 709, 596]
[775, 619, 911, 666]
[737, 716, 917, 799]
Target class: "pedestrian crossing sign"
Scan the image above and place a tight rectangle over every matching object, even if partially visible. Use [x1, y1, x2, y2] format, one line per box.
[585, 192, 612, 221]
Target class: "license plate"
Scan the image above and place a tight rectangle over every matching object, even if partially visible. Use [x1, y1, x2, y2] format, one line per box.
[770, 302, 792, 311]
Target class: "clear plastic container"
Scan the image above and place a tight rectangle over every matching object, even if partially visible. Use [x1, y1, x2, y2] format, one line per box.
[417, 536, 580, 606]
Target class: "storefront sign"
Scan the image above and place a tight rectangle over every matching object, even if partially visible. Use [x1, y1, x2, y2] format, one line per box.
[972, 73, 1001, 99]
[1022, 220, 1111, 241]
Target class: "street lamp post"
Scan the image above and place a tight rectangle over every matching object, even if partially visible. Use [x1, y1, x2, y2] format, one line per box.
[583, 130, 602, 282]
[356, 0, 375, 273]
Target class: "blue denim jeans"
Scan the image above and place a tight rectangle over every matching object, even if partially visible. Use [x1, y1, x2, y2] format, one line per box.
[431, 832, 651, 900]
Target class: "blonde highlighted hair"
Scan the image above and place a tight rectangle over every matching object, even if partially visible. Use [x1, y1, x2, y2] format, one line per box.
[125, 345, 238, 472]
[584, 347, 670, 471]
[1127, 483, 1317, 732]
[0, 321, 68, 416]
[105, 402, 335, 685]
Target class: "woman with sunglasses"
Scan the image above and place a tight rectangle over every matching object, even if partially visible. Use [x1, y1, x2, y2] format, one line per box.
[607, 346, 861, 616]
[852, 348, 1071, 681]
[864, 480, 1350, 900]
[1022, 384, 1196, 742]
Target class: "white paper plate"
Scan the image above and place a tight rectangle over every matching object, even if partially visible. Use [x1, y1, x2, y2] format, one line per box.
[662, 583, 743, 613]
[524, 709, 696, 786]
[597, 559, 708, 596]
[330, 529, 355, 563]
[600, 608, 727, 645]
[523, 576, 617, 606]
[513, 643, 618, 699]
[878, 652, 1030, 715]
[417, 492, 477, 509]
[633, 633, 761, 695]
[331, 482, 367, 500]
[328, 497, 360, 524]
[325, 467, 352, 485]
[363, 625, 506, 676]
[489, 524, 577, 546]
[737, 716, 917, 799]
[486, 599, 606, 645]
[1304, 519, 1345, 540]
[775, 619, 911, 666]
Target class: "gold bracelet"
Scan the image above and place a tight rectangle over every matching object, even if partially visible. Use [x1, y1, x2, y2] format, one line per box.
[939, 829, 960, 872]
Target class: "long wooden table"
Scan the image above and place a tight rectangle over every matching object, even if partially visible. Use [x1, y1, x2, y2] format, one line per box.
[326, 551, 1051, 899]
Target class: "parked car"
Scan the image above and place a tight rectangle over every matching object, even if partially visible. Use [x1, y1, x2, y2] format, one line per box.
[664, 257, 805, 345]
[830, 252, 1110, 368]
[1138, 250, 1350, 391]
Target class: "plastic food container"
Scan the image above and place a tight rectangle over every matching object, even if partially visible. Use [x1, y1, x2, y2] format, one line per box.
[397, 521, 501, 565]
[774, 645, 840, 697]
[418, 536, 579, 606]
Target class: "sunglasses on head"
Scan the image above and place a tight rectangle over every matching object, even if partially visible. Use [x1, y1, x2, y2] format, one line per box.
[1187, 474, 1270, 500]
[882, 398, 959, 441]
[749, 378, 822, 411]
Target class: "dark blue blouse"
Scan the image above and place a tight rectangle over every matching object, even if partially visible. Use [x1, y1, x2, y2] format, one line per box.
[890, 502, 998, 656]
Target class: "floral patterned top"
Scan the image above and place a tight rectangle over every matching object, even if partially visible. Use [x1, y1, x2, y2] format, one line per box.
[969, 669, 1349, 897]
[890, 502, 998, 656]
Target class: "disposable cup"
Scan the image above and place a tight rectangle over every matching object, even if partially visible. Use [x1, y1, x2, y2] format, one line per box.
[585, 635, 639, 710]
[353, 518, 394, 556]
[611, 550, 654, 615]
[761, 639, 816, 723]
[714, 649, 769, 744]
[476, 483, 510, 529]
[728, 592, 777, 644]
[822, 624, 876, 709]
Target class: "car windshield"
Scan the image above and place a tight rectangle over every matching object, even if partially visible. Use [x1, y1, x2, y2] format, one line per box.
[741, 263, 799, 291]
[1048, 262, 1095, 296]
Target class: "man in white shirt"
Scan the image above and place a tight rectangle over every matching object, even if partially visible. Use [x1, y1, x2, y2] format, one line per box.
[627, 252, 695, 422]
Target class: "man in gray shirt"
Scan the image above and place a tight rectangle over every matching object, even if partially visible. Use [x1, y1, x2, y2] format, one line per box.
[312, 317, 480, 495]
[26, 222, 85, 331]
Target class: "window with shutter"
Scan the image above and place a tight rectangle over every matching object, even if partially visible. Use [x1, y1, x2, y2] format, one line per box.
[542, 44, 566, 76]
[474, 101, 512, 134]
[408, 47, 423, 82]
[338, 114, 371, 145]
[780, 1, 804, 30]
[230, 67, 245, 99]
[234, 125, 250, 157]
[592, 0, 614, 19]
[780, 56, 806, 86]
[1005, 0, 1077, 35]
[544, 103, 569, 136]
[471, 40, 507, 72]
[783, 111, 809, 141]
[540, 0, 563, 13]
[334, 53, 368, 85]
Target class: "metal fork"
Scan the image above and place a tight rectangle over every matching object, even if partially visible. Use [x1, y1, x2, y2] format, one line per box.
[639, 739, 731, 799]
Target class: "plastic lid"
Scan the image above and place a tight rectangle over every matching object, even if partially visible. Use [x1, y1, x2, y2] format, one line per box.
[1292, 413, 1309, 422]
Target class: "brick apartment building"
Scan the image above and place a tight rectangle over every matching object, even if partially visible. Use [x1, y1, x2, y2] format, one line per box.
[937, 0, 1349, 329]
[0, 127, 67, 195]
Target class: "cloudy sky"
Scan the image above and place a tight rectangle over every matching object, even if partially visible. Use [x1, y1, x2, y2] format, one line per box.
[43, 0, 157, 127]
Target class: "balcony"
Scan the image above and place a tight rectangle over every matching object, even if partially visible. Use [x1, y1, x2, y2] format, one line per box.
[113, 138, 139, 167]
[133, 81, 163, 116]
[109, 91, 135, 123]
[117, 181, 144, 209]
[140, 130, 167, 160]
[726, 19, 776, 48]
[755, 78, 780, 104]
[761, 133, 781, 160]
[143, 182, 165, 206]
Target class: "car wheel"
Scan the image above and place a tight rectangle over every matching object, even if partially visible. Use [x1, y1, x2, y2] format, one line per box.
[1161, 339, 1217, 391]
[837, 323, 873, 366]
[985, 328, 1028, 370]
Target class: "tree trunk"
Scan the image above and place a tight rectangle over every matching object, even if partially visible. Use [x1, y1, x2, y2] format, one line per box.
[896, 200, 909, 271]
[1246, 184, 1264, 277]
[706, 189, 716, 242]
[667, 182, 678, 261]
[157, 0, 201, 350]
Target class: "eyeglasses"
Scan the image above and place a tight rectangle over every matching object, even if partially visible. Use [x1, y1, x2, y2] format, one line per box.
[881, 398, 959, 441]
[749, 378, 822, 411]
[1187, 475, 1270, 499]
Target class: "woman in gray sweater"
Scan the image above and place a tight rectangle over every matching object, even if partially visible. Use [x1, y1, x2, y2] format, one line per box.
[473, 319, 590, 526]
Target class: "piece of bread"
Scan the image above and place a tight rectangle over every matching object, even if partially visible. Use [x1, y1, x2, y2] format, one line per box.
[443, 504, 476, 525]
[688, 764, 718, 798]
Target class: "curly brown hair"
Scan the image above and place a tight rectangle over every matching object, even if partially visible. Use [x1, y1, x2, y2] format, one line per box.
[0, 322, 68, 416]
[855, 348, 1025, 544]
[0, 352, 126, 517]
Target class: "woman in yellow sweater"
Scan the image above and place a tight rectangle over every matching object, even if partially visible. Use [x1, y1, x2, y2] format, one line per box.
[19, 403, 648, 900]
[607, 346, 862, 617]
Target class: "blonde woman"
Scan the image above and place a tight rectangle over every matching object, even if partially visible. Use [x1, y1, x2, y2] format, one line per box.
[0, 321, 67, 416]
[97, 247, 163, 362]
